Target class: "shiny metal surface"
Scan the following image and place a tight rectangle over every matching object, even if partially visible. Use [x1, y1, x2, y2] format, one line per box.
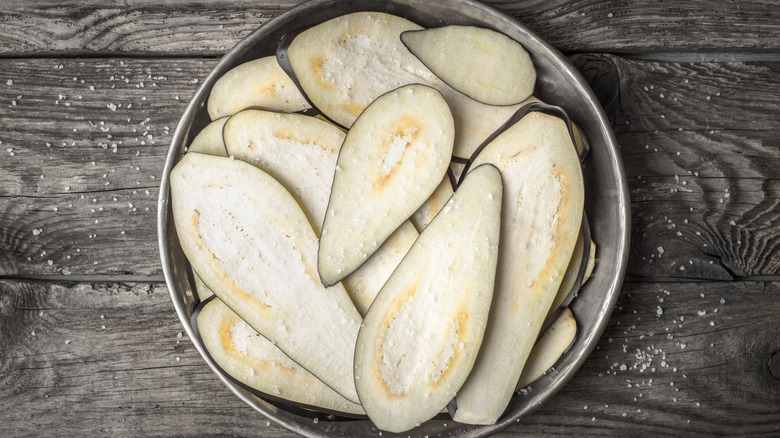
[157, 0, 630, 436]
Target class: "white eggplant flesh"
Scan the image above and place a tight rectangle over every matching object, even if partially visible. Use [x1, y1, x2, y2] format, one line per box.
[410, 174, 454, 233]
[197, 298, 365, 416]
[284, 11, 524, 159]
[188, 117, 228, 157]
[354, 164, 503, 433]
[223, 109, 418, 315]
[401, 26, 535, 106]
[207, 56, 310, 120]
[170, 153, 362, 403]
[515, 307, 577, 390]
[318, 84, 454, 286]
[453, 111, 584, 425]
[546, 227, 585, 319]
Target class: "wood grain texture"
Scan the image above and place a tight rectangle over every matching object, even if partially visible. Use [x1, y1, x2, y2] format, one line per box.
[1, 56, 778, 279]
[0, 1, 777, 56]
[0, 281, 299, 437]
[0, 58, 216, 276]
[1, 280, 777, 436]
[573, 54, 780, 279]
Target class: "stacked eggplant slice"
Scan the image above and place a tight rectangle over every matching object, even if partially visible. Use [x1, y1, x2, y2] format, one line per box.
[171, 11, 596, 433]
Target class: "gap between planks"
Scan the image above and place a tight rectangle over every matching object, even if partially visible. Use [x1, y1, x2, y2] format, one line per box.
[3, 274, 780, 284]
[2, 52, 780, 62]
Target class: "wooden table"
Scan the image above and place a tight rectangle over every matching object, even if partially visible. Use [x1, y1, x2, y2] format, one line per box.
[1, 1, 778, 436]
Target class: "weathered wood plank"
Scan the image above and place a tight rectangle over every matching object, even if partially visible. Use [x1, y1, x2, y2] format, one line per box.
[0, 1, 777, 56]
[572, 55, 780, 279]
[1, 56, 778, 278]
[1, 280, 777, 436]
[0, 58, 217, 276]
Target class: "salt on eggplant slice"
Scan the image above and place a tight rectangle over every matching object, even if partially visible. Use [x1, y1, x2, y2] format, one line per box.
[318, 84, 454, 286]
[410, 174, 454, 233]
[193, 296, 365, 417]
[207, 56, 310, 120]
[222, 109, 418, 316]
[400, 25, 535, 106]
[342, 221, 418, 316]
[188, 116, 228, 157]
[354, 164, 503, 434]
[171, 153, 362, 403]
[515, 307, 577, 390]
[453, 108, 584, 425]
[279, 11, 525, 159]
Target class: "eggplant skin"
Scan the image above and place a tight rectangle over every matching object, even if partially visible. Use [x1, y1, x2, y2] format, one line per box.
[197, 298, 365, 416]
[353, 164, 502, 433]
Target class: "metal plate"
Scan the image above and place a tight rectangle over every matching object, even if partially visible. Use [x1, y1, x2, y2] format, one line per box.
[157, 0, 630, 436]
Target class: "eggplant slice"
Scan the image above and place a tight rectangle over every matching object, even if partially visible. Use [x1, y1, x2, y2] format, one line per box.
[515, 307, 577, 390]
[453, 110, 584, 425]
[223, 109, 418, 315]
[410, 174, 454, 233]
[318, 84, 454, 286]
[187, 116, 228, 157]
[354, 164, 503, 433]
[400, 25, 535, 106]
[281, 11, 525, 159]
[171, 153, 362, 403]
[207, 56, 310, 120]
[195, 297, 365, 416]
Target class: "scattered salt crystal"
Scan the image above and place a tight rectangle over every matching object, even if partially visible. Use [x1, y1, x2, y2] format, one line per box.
[6, 79, 12, 85]
[32, 229, 42, 236]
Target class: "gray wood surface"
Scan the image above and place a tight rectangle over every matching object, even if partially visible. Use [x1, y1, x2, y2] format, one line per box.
[1, 280, 777, 436]
[1, 1, 778, 437]
[0, 1, 778, 56]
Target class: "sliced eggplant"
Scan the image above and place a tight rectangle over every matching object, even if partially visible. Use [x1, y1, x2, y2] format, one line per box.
[192, 271, 214, 301]
[223, 109, 418, 315]
[354, 164, 503, 433]
[171, 153, 362, 403]
[188, 116, 228, 157]
[342, 221, 418, 316]
[196, 297, 365, 416]
[583, 238, 596, 284]
[410, 174, 453, 233]
[401, 25, 535, 106]
[207, 56, 310, 120]
[515, 307, 577, 390]
[545, 225, 586, 319]
[453, 110, 584, 425]
[282, 11, 523, 159]
[318, 84, 454, 286]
